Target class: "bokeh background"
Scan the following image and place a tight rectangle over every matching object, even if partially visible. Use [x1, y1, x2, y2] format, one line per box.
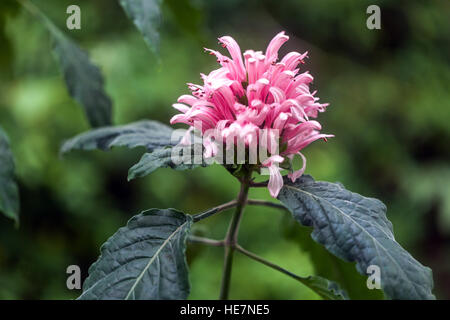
[0, 0, 449, 299]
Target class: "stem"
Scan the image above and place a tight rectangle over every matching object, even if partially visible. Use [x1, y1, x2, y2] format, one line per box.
[246, 199, 288, 211]
[249, 181, 269, 188]
[192, 200, 238, 222]
[219, 172, 252, 300]
[235, 245, 341, 300]
[235, 245, 314, 290]
[188, 236, 224, 247]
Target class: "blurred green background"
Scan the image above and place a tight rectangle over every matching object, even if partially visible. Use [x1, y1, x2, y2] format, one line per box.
[0, 0, 449, 299]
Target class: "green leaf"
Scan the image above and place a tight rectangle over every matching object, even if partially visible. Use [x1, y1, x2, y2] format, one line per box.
[79, 208, 192, 300]
[20, 0, 112, 127]
[61, 120, 176, 154]
[128, 145, 206, 181]
[119, 0, 162, 54]
[278, 175, 435, 300]
[0, 127, 19, 224]
[51, 30, 112, 127]
[62, 120, 208, 179]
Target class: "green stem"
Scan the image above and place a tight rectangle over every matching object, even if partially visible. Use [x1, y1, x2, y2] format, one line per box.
[219, 172, 251, 300]
[235, 245, 303, 281]
[188, 236, 224, 247]
[192, 200, 238, 222]
[235, 245, 321, 296]
[246, 199, 287, 211]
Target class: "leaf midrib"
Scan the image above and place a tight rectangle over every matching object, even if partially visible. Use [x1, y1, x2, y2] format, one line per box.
[79, 219, 188, 300]
[124, 220, 188, 299]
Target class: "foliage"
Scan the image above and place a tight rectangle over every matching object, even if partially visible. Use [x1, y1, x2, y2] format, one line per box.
[278, 175, 434, 299]
[0, 0, 447, 300]
[79, 208, 192, 300]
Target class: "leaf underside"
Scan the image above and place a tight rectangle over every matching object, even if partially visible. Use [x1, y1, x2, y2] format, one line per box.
[0, 127, 19, 223]
[278, 175, 435, 300]
[79, 208, 192, 300]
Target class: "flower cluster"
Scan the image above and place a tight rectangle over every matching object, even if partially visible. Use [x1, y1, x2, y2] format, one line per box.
[171, 32, 332, 197]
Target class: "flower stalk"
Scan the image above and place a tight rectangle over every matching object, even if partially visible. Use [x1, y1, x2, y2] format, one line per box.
[219, 170, 252, 299]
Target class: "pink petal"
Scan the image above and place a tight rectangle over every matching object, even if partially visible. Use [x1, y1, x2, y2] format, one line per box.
[267, 164, 284, 198]
[218, 36, 246, 81]
[288, 152, 306, 182]
[172, 103, 190, 113]
[265, 31, 289, 65]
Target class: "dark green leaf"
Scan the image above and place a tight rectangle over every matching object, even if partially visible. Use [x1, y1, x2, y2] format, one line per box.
[119, 0, 162, 54]
[51, 31, 112, 127]
[79, 208, 192, 300]
[62, 120, 209, 179]
[61, 120, 176, 154]
[0, 127, 19, 223]
[128, 145, 206, 181]
[22, 1, 112, 127]
[278, 175, 435, 300]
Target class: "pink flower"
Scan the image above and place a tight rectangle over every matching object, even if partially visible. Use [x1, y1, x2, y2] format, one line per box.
[171, 32, 333, 197]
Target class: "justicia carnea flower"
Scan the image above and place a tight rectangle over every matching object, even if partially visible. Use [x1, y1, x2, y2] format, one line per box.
[171, 32, 333, 198]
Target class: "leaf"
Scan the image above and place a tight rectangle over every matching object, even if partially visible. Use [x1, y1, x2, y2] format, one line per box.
[0, 127, 19, 224]
[61, 120, 208, 179]
[299, 275, 348, 300]
[278, 175, 435, 300]
[51, 30, 112, 127]
[21, 0, 112, 127]
[128, 145, 206, 181]
[119, 0, 162, 54]
[79, 208, 192, 300]
[61, 120, 176, 154]
[282, 217, 384, 299]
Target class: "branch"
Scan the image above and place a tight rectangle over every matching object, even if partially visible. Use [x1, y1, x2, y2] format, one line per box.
[246, 199, 288, 211]
[235, 245, 331, 299]
[192, 200, 238, 223]
[188, 236, 224, 247]
[235, 245, 304, 282]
